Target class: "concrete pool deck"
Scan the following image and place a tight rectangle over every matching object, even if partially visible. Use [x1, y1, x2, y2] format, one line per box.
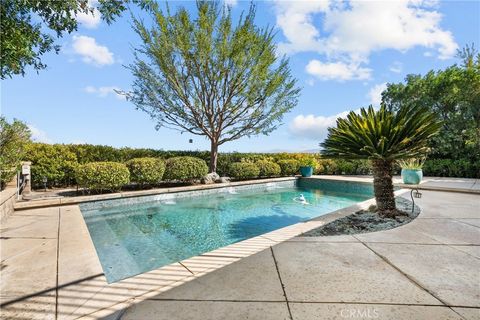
[1, 176, 479, 319]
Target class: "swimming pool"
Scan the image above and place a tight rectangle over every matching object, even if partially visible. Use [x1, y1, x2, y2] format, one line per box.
[80, 179, 373, 282]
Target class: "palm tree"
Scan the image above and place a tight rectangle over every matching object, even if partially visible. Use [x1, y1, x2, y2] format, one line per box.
[321, 105, 442, 217]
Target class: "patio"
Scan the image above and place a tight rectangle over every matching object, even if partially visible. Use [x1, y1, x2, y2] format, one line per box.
[1, 176, 479, 319]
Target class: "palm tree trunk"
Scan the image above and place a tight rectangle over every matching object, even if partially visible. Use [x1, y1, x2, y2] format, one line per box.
[371, 159, 396, 217]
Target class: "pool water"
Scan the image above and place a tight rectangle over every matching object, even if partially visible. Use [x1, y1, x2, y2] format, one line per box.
[81, 180, 372, 282]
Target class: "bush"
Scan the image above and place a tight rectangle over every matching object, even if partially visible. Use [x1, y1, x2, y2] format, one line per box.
[0, 117, 31, 189]
[163, 156, 208, 182]
[26, 143, 78, 188]
[126, 157, 165, 185]
[75, 162, 130, 192]
[277, 159, 299, 176]
[229, 162, 260, 180]
[423, 158, 479, 178]
[317, 159, 337, 174]
[336, 159, 355, 175]
[298, 155, 319, 169]
[255, 160, 281, 177]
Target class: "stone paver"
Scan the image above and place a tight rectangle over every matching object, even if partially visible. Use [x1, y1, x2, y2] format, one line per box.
[289, 303, 465, 320]
[367, 243, 480, 307]
[0, 238, 57, 301]
[451, 245, 480, 259]
[452, 307, 480, 320]
[457, 219, 480, 228]
[273, 241, 442, 305]
[0, 207, 59, 239]
[122, 301, 291, 320]
[159, 249, 285, 301]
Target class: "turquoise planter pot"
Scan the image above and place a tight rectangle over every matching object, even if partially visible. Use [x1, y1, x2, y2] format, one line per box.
[300, 166, 313, 177]
[401, 169, 423, 185]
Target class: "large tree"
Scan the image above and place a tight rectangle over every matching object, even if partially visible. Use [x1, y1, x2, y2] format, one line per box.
[381, 45, 480, 161]
[321, 105, 442, 217]
[0, 0, 152, 79]
[125, 1, 300, 172]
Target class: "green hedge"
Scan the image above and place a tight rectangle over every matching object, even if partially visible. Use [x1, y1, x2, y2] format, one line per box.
[23, 143, 480, 189]
[256, 160, 281, 177]
[423, 159, 480, 178]
[277, 159, 299, 176]
[229, 162, 260, 180]
[126, 157, 165, 185]
[75, 162, 130, 192]
[26, 143, 78, 188]
[163, 156, 208, 182]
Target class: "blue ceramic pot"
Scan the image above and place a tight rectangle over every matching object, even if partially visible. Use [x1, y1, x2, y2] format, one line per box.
[300, 166, 313, 177]
[401, 169, 423, 185]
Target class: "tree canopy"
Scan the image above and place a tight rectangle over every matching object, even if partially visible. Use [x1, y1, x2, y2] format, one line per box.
[126, 1, 300, 172]
[0, 117, 31, 189]
[0, 0, 153, 79]
[381, 45, 480, 161]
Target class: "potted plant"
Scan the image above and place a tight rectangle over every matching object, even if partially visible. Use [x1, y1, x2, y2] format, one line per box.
[298, 156, 318, 177]
[398, 158, 425, 185]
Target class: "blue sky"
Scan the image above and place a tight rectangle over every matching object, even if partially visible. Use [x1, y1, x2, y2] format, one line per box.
[2, 0, 479, 152]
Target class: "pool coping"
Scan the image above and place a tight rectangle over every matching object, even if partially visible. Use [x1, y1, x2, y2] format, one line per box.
[2, 176, 411, 320]
[14, 177, 298, 210]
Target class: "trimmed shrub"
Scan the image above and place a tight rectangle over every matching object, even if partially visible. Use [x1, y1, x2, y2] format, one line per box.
[26, 143, 78, 188]
[163, 156, 208, 182]
[126, 157, 165, 185]
[75, 162, 129, 192]
[229, 162, 260, 180]
[317, 159, 337, 175]
[277, 159, 299, 176]
[255, 160, 281, 177]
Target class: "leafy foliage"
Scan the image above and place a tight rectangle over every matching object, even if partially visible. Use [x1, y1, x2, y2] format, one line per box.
[277, 159, 299, 176]
[228, 162, 260, 180]
[255, 160, 281, 177]
[321, 105, 442, 216]
[126, 1, 300, 172]
[321, 105, 443, 161]
[297, 155, 318, 169]
[126, 157, 165, 185]
[0, 0, 152, 79]
[163, 157, 208, 182]
[0, 117, 31, 189]
[25, 143, 78, 188]
[381, 47, 480, 161]
[75, 162, 130, 192]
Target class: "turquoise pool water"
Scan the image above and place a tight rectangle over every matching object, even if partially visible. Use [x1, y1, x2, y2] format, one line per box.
[80, 180, 372, 282]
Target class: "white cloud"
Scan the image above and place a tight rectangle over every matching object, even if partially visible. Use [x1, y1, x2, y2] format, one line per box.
[367, 83, 388, 106]
[274, 0, 457, 80]
[72, 35, 114, 66]
[289, 111, 350, 141]
[27, 124, 52, 143]
[306, 60, 372, 81]
[389, 61, 403, 73]
[76, 10, 101, 29]
[84, 85, 125, 100]
[224, 0, 238, 7]
[75, 0, 101, 29]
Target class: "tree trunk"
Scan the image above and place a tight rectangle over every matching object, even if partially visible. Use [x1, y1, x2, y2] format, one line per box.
[371, 159, 396, 217]
[209, 140, 218, 173]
